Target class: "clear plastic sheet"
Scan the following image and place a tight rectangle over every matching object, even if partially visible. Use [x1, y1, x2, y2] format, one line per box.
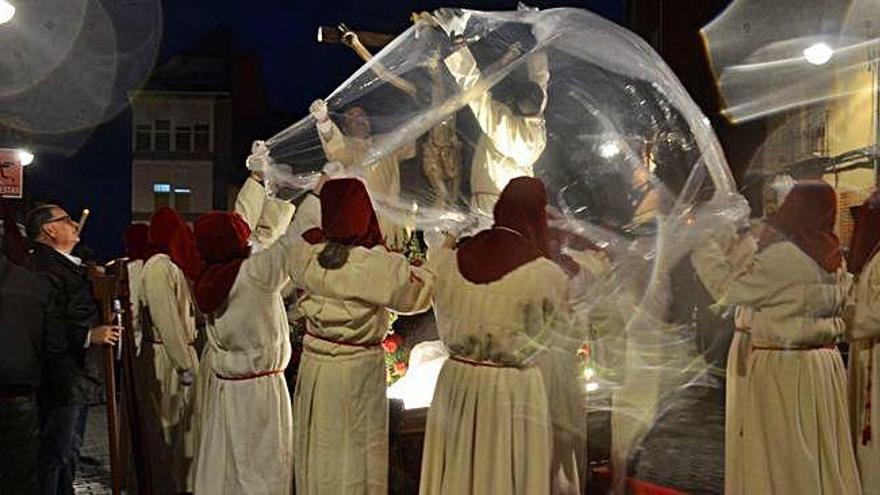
[253, 6, 747, 485]
[703, 0, 880, 123]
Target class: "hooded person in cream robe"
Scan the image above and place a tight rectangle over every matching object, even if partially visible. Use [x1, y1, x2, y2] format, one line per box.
[191, 201, 299, 495]
[690, 181, 860, 495]
[846, 192, 880, 494]
[188, 172, 295, 487]
[289, 178, 435, 494]
[541, 227, 619, 495]
[122, 224, 153, 355]
[420, 177, 568, 495]
[435, 10, 549, 217]
[309, 100, 415, 251]
[138, 207, 202, 492]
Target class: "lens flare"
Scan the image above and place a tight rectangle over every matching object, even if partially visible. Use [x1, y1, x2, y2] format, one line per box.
[0, 1, 14, 25]
[803, 42, 833, 65]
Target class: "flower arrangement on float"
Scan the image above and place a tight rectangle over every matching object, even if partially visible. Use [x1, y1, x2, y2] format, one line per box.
[383, 332, 408, 384]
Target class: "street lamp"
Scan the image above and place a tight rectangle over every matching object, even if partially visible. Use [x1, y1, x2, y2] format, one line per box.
[17, 149, 34, 166]
[0, 1, 15, 25]
[803, 42, 833, 65]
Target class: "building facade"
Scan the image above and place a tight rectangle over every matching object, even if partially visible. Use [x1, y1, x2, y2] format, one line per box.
[130, 90, 231, 221]
[128, 29, 237, 223]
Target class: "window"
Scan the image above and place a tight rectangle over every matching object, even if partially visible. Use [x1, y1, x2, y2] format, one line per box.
[193, 123, 210, 152]
[174, 188, 192, 212]
[153, 182, 171, 210]
[135, 124, 152, 151]
[175, 126, 192, 152]
[155, 120, 170, 151]
[151, 183, 194, 212]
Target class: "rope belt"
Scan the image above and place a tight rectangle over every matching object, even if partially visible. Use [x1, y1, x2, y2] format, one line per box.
[449, 355, 525, 369]
[751, 343, 837, 351]
[145, 338, 195, 346]
[734, 327, 751, 334]
[215, 369, 284, 381]
[304, 330, 380, 349]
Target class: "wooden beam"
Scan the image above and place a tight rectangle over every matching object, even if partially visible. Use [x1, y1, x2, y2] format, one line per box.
[317, 26, 395, 48]
[317, 23, 418, 99]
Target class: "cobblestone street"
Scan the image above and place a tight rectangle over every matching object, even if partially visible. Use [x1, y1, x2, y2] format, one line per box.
[74, 406, 112, 495]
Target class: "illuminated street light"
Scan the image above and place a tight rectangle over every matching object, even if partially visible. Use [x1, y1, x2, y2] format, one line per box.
[0, 1, 14, 25]
[803, 42, 833, 65]
[17, 149, 34, 166]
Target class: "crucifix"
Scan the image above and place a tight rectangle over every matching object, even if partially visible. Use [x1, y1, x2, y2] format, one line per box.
[317, 17, 462, 207]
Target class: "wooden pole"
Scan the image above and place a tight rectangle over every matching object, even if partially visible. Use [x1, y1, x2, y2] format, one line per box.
[90, 266, 122, 495]
[317, 26, 395, 48]
[103, 344, 121, 495]
[117, 261, 153, 494]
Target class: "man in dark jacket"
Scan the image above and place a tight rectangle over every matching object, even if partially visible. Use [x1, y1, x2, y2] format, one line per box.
[25, 204, 121, 495]
[0, 253, 65, 494]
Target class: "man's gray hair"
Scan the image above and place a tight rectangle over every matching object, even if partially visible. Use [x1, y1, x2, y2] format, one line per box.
[25, 204, 59, 241]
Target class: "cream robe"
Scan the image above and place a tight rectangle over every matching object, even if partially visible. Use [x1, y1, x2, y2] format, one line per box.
[139, 253, 199, 492]
[848, 252, 880, 494]
[289, 192, 321, 239]
[444, 47, 547, 215]
[537, 249, 609, 495]
[719, 234, 758, 495]
[317, 121, 415, 251]
[288, 241, 434, 495]
[194, 186, 296, 495]
[692, 238, 860, 495]
[235, 175, 297, 249]
[193, 175, 294, 477]
[420, 247, 568, 495]
[724, 307, 752, 495]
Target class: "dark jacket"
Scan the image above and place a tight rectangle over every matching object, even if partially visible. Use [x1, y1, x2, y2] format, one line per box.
[669, 256, 735, 376]
[0, 254, 65, 394]
[29, 243, 104, 407]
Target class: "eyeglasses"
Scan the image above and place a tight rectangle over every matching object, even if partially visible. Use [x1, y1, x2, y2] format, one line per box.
[44, 215, 73, 225]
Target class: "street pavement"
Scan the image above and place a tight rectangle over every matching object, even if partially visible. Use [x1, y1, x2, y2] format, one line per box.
[74, 406, 112, 495]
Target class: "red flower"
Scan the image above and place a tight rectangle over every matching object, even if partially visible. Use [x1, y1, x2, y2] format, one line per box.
[382, 333, 403, 353]
[578, 343, 591, 361]
[393, 361, 408, 376]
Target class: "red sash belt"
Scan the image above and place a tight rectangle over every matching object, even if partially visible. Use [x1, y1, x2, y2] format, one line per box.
[304, 330, 380, 349]
[215, 369, 284, 381]
[450, 355, 524, 369]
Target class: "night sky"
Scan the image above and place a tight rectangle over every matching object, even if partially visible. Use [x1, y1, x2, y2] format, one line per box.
[20, 0, 625, 259]
[160, 0, 624, 113]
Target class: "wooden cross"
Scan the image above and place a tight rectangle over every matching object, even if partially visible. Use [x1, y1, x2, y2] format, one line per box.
[317, 16, 463, 207]
[316, 15, 435, 99]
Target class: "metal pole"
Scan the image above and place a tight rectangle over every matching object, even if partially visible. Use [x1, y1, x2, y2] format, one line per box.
[103, 346, 121, 495]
